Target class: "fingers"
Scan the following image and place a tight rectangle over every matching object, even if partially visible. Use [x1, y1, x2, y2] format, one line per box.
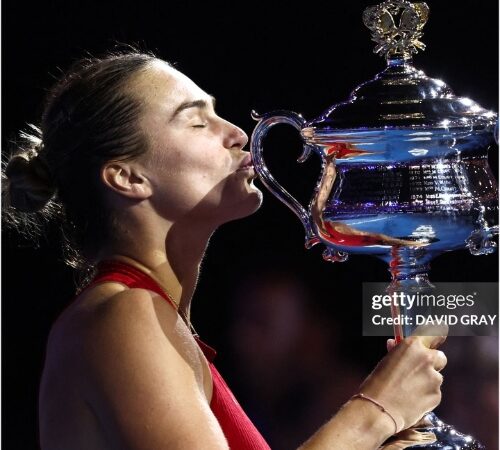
[380, 430, 437, 450]
[398, 336, 447, 369]
[431, 350, 447, 372]
[413, 328, 448, 349]
[387, 338, 397, 352]
[434, 371, 444, 388]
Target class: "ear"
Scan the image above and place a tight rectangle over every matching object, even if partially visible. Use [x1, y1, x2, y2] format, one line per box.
[101, 161, 152, 200]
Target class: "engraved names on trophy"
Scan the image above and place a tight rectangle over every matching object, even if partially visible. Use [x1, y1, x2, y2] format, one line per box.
[330, 160, 468, 213]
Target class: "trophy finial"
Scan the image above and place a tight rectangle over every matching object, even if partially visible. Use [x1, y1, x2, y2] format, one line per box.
[363, 0, 429, 61]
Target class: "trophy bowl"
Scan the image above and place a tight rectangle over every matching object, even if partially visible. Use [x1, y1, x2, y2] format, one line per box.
[250, 1, 498, 448]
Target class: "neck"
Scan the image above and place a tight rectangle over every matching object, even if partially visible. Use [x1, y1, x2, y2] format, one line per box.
[100, 216, 214, 321]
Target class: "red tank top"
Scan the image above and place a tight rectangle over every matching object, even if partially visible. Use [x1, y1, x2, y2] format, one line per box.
[88, 260, 271, 450]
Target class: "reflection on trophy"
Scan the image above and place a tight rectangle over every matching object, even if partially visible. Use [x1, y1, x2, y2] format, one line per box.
[250, 0, 498, 448]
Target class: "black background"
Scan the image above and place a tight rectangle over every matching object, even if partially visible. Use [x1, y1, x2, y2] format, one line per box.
[2, 0, 499, 449]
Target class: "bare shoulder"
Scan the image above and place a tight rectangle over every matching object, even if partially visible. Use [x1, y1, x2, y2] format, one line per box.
[43, 285, 227, 449]
[45, 284, 175, 364]
[49, 284, 180, 349]
[82, 286, 181, 341]
[77, 286, 190, 389]
[49, 285, 199, 384]
[78, 286, 194, 375]
[42, 284, 186, 400]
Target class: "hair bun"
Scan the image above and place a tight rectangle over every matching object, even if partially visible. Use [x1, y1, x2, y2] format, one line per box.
[5, 150, 56, 212]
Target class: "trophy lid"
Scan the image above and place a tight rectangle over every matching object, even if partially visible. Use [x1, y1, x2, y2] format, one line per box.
[305, 0, 497, 138]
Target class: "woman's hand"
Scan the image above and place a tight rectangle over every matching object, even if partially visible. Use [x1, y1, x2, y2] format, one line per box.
[379, 415, 438, 449]
[358, 334, 447, 433]
[379, 428, 436, 450]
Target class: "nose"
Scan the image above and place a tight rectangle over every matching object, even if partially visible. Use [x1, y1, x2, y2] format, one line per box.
[222, 120, 248, 150]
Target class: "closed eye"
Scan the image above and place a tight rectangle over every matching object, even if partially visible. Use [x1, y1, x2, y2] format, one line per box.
[192, 124, 207, 128]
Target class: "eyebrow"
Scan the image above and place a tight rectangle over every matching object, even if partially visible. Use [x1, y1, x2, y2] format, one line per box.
[170, 96, 216, 121]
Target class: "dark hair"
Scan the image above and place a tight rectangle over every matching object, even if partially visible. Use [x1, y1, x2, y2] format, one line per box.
[3, 50, 159, 273]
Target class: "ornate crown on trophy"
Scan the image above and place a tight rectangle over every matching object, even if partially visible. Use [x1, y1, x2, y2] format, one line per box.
[363, 0, 429, 58]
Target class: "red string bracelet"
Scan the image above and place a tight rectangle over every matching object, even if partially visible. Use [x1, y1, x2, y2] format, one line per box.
[350, 393, 400, 435]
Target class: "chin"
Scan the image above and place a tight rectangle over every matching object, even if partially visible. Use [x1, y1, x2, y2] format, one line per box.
[245, 187, 264, 214]
[238, 189, 264, 218]
[223, 183, 263, 223]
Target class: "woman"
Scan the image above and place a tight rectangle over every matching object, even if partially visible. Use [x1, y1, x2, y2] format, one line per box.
[3, 51, 446, 450]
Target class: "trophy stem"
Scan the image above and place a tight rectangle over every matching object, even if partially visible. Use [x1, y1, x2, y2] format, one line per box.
[382, 246, 485, 449]
[385, 246, 434, 341]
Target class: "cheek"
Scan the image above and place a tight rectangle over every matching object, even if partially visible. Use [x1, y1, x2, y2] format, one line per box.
[165, 154, 232, 207]
[183, 145, 232, 188]
[145, 131, 234, 203]
[175, 150, 228, 185]
[160, 132, 230, 175]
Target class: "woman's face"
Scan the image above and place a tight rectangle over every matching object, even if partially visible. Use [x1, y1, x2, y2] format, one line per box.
[133, 60, 262, 226]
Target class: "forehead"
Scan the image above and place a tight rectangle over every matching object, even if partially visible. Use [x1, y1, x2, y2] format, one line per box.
[132, 60, 210, 113]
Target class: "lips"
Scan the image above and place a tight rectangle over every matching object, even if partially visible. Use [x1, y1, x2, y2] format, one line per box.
[237, 154, 254, 171]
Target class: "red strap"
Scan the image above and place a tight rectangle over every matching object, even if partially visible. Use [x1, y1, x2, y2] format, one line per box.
[86, 260, 269, 448]
[90, 260, 179, 311]
[87, 260, 217, 362]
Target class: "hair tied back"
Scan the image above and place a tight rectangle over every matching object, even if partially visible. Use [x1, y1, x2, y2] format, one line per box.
[4, 135, 56, 213]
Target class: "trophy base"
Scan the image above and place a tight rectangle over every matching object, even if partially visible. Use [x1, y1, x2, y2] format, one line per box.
[406, 412, 485, 449]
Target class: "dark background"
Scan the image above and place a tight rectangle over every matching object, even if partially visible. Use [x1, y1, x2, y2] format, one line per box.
[2, 0, 499, 449]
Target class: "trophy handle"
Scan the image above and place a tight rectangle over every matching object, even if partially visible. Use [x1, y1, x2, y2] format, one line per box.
[250, 110, 319, 248]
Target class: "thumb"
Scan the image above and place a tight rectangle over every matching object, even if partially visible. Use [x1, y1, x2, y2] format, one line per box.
[387, 338, 397, 352]
[413, 324, 448, 349]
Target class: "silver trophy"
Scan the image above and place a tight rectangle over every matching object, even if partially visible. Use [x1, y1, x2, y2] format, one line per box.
[250, 1, 498, 448]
